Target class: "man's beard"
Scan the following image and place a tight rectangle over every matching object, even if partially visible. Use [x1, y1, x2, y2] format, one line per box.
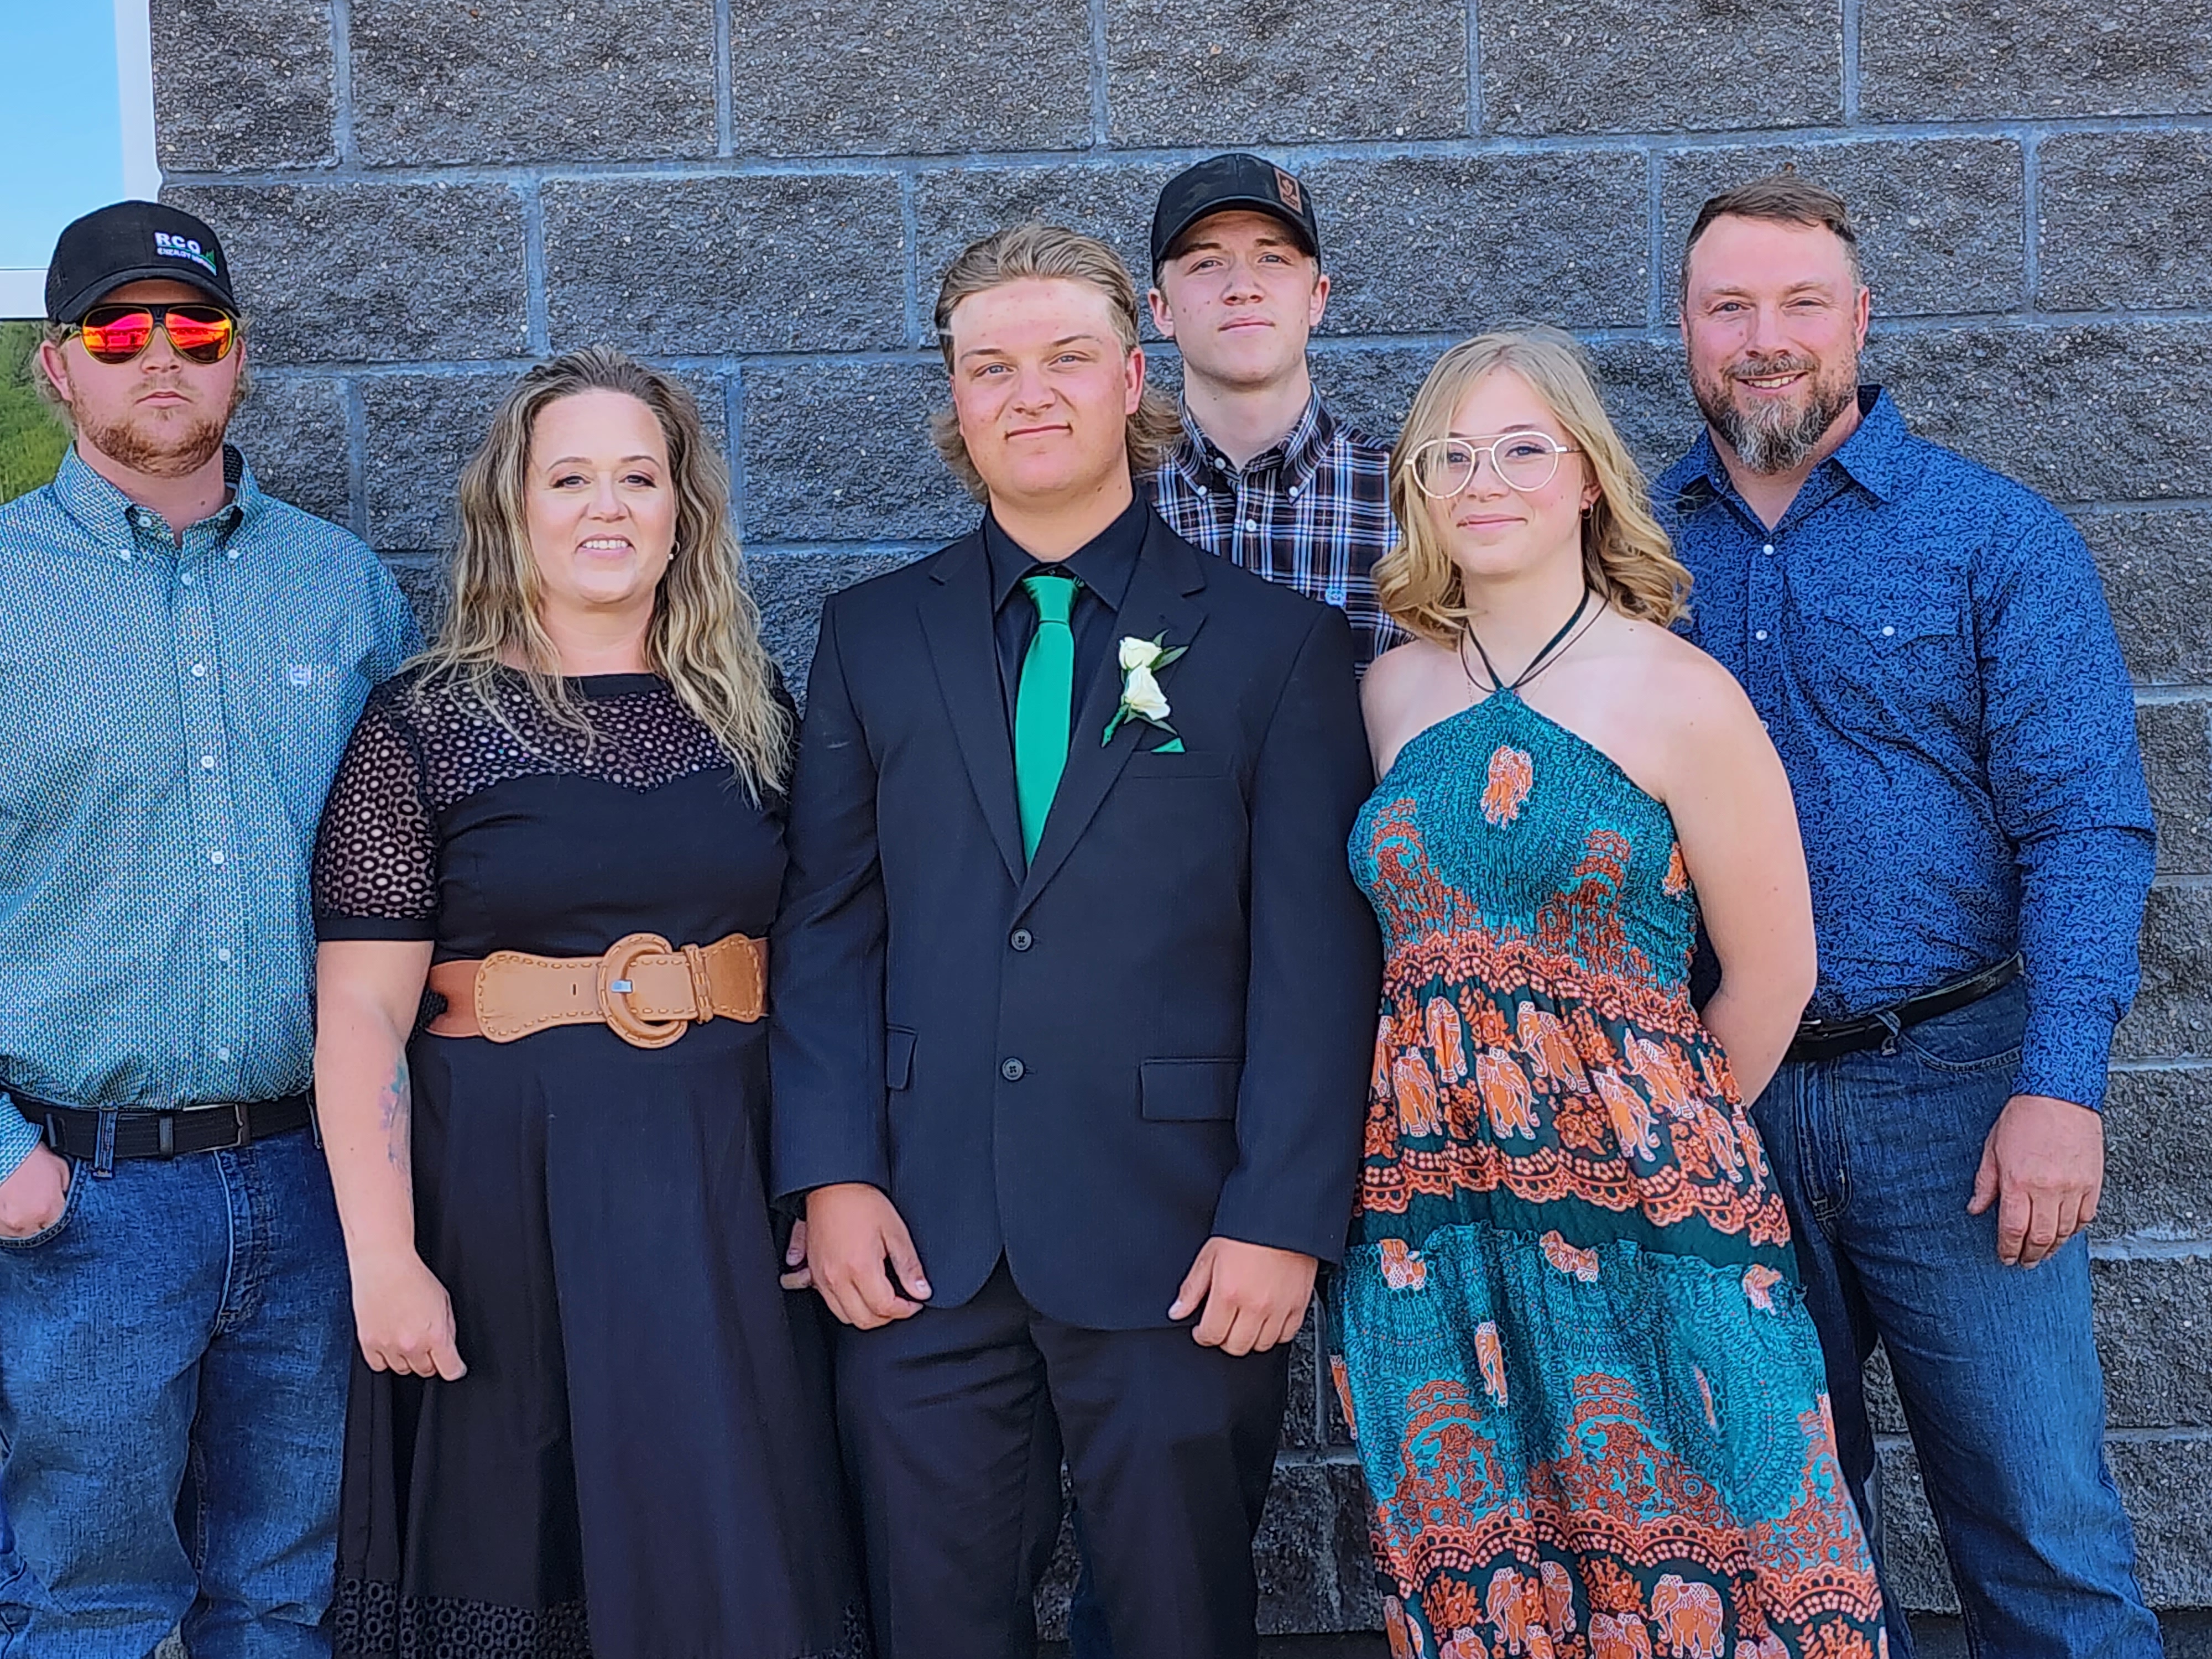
[72, 379, 245, 479]
[1692, 349, 1858, 476]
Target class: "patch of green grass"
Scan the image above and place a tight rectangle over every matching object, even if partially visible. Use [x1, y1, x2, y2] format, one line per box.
[0, 322, 67, 503]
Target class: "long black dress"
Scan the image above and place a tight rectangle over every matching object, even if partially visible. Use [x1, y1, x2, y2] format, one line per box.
[312, 666, 863, 1659]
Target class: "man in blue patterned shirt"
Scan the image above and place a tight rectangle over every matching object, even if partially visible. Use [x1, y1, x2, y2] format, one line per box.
[1144, 154, 1402, 668]
[0, 202, 418, 1656]
[1660, 176, 2160, 1657]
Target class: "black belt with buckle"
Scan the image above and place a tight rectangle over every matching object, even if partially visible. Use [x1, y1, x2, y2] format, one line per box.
[1785, 956, 2022, 1066]
[25, 1092, 314, 1161]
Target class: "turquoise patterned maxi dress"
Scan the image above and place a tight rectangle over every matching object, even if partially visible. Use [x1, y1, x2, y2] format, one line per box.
[1334, 688, 1887, 1659]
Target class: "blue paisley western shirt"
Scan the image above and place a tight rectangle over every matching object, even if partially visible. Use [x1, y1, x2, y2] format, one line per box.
[0, 446, 419, 1181]
[1657, 389, 2156, 1111]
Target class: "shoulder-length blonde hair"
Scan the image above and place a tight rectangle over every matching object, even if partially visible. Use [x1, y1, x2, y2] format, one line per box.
[413, 346, 790, 796]
[1374, 326, 1691, 645]
[928, 222, 1181, 500]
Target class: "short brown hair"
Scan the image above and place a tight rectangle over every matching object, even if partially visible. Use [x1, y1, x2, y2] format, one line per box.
[930, 222, 1180, 500]
[1681, 172, 1862, 299]
[1375, 327, 1692, 642]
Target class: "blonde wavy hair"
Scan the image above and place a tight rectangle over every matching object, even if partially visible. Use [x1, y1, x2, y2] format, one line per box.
[413, 346, 790, 796]
[1375, 326, 1691, 644]
[929, 222, 1181, 500]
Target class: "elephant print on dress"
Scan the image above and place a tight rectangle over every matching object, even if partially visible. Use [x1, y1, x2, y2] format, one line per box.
[1485, 1568, 1554, 1656]
[1379, 1238, 1428, 1291]
[1516, 1001, 1590, 1094]
[1650, 1575, 1723, 1659]
[1394, 1050, 1443, 1137]
[1624, 1032, 1701, 1120]
[1427, 996, 1469, 1082]
[1742, 1264, 1783, 1313]
[1475, 1048, 1537, 1139]
[1590, 1611, 1653, 1659]
[1592, 1068, 1658, 1161]
[1540, 1230, 1600, 1283]
[1538, 1561, 1577, 1633]
[1475, 1321, 1508, 1406]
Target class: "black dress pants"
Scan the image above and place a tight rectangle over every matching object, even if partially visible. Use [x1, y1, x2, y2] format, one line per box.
[835, 1259, 1290, 1659]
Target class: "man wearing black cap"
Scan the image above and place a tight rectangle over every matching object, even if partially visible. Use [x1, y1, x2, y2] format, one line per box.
[0, 201, 418, 1656]
[1145, 153, 1401, 668]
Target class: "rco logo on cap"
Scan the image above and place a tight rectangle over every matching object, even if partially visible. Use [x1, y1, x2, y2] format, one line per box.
[153, 231, 218, 278]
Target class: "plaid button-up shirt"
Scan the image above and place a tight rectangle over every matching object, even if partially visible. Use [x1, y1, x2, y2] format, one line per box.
[1146, 391, 1405, 667]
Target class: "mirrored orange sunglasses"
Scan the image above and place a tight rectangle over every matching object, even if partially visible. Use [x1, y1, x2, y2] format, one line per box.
[67, 302, 239, 366]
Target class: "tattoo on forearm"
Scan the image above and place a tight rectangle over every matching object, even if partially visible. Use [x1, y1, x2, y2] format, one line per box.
[379, 1057, 411, 1171]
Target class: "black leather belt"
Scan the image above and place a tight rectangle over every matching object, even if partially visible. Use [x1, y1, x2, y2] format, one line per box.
[1785, 956, 2021, 1065]
[25, 1092, 314, 1161]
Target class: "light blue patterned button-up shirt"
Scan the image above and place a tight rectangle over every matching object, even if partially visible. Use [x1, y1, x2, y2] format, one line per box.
[0, 446, 420, 1180]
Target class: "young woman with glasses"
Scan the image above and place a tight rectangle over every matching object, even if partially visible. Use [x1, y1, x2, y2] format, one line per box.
[1334, 327, 1886, 1654]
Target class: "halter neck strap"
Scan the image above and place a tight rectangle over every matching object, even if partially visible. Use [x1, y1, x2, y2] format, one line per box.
[1465, 587, 1595, 695]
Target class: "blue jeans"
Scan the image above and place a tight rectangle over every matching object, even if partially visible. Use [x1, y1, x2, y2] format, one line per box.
[0, 1127, 352, 1658]
[1752, 978, 2161, 1659]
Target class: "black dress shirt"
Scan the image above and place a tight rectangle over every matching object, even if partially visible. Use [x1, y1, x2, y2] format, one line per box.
[982, 494, 1147, 739]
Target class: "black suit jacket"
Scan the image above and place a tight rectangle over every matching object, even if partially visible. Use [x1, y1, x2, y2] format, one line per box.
[770, 507, 1381, 1329]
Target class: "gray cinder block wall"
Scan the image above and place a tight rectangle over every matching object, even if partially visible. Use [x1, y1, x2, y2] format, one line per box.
[152, 0, 2211, 1634]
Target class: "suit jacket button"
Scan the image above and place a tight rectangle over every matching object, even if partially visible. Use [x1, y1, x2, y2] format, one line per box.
[1001, 1057, 1026, 1082]
[1010, 928, 1033, 952]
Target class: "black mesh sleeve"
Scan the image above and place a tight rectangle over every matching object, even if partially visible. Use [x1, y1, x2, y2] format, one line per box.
[312, 688, 440, 941]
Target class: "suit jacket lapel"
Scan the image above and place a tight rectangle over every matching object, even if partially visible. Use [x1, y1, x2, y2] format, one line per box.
[917, 531, 1026, 884]
[1016, 514, 1208, 914]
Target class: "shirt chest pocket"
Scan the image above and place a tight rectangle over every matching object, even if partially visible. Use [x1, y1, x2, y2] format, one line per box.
[242, 656, 371, 821]
[1799, 592, 1974, 726]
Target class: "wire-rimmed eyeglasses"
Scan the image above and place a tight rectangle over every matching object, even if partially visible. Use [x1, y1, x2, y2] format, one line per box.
[1405, 431, 1581, 498]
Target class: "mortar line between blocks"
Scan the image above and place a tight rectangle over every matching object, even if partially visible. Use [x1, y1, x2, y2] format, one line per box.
[1464, 0, 1482, 138]
[901, 175, 922, 347]
[327, 0, 357, 170]
[1840, 0, 1861, 124]
[152, 111, 2212, 189]
[2021, 133, 2043, 309]
[1088, 0, 1110, 147]
[727, 367, 748, 542]
[521, 179, 550, 356]
[713, 0, 734, 156]
[1645, 148, 1667, 327]
[343, 378, 368, 544]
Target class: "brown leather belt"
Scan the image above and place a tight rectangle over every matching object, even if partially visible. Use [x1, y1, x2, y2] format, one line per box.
[426, 931, 766, 1049]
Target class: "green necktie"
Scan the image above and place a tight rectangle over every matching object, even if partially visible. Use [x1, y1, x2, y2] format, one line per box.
[1013, 572, 1078, 862]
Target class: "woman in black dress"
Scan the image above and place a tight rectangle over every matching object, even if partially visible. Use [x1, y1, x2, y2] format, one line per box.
[312, 347, 861, 1657]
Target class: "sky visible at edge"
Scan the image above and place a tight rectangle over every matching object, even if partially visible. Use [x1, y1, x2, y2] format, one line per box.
[1, 6, 127, 273]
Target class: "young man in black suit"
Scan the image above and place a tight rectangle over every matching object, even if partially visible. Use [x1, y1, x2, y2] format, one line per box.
[770, 223, 1381, 1659]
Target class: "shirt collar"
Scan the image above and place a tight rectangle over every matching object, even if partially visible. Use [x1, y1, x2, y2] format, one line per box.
[1175, 387, 1335, 493]
[50, 442, 260, 560]
[983, 492, 1149, 615]
[1661, 385, 1903, 517]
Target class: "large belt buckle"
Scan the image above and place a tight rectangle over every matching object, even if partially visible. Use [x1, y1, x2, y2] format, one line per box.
[597, 932, 688, 1050]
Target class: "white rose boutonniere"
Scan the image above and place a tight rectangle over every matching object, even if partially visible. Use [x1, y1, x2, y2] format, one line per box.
[1103, 633, 1188, 748]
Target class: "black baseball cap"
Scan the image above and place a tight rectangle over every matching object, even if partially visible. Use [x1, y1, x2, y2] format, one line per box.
[46, 200, 237, 325]
[1150, 154, 1322, 276]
